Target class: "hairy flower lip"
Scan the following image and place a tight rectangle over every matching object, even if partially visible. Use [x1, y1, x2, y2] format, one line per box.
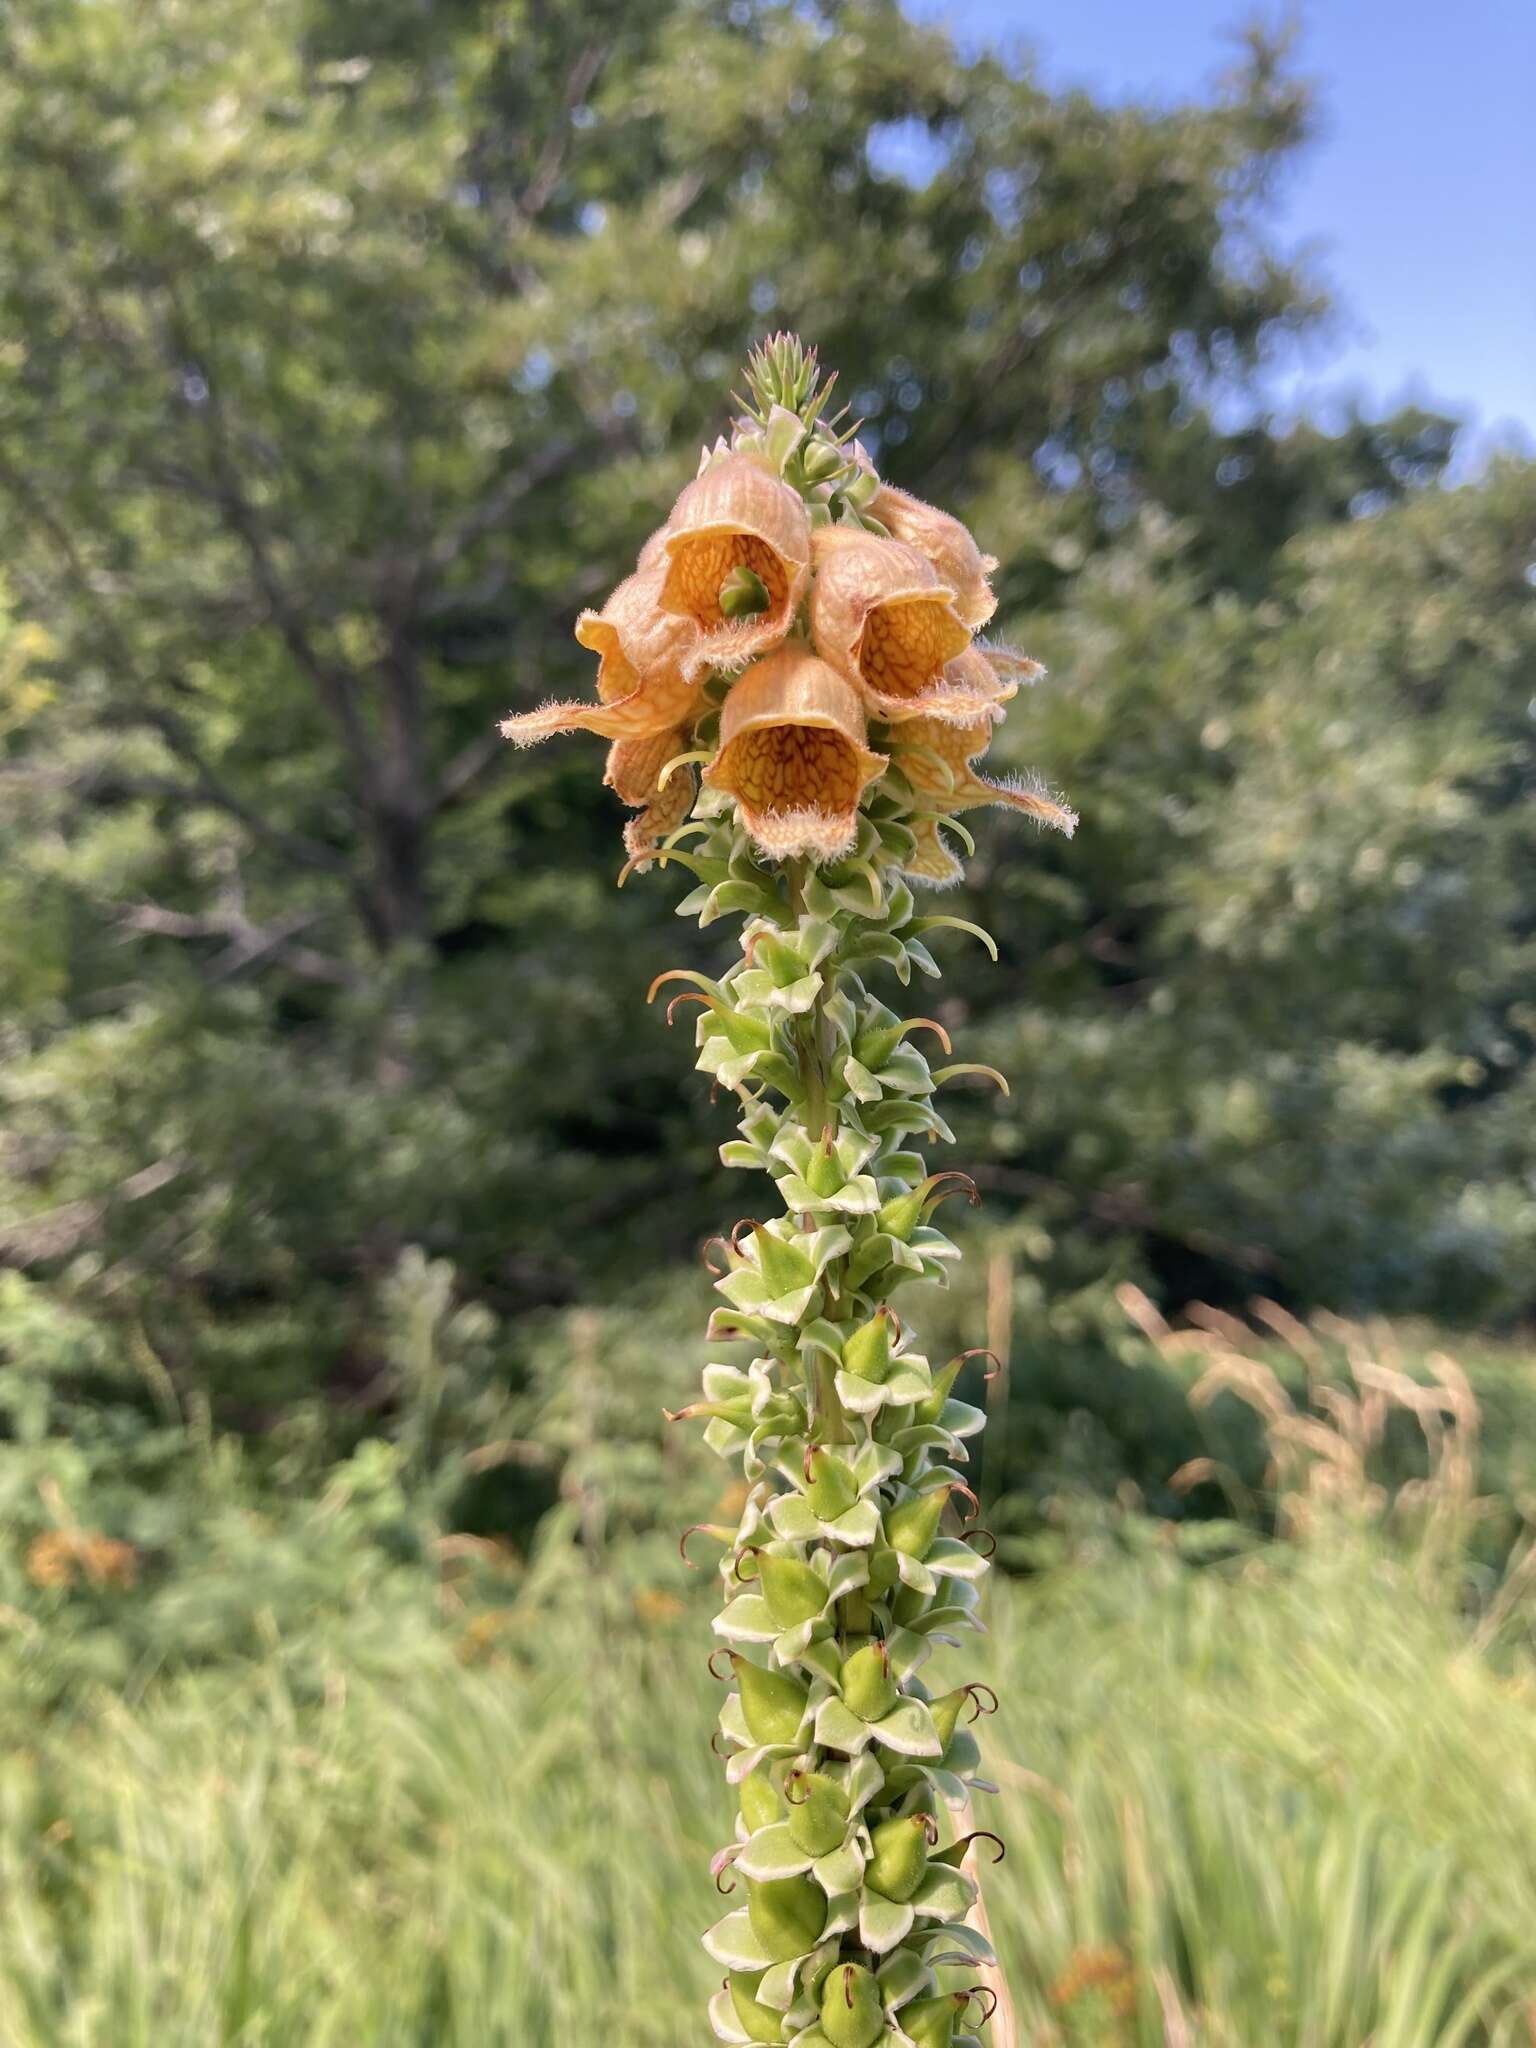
[704, 645, 887, 863]
[808, 529, 978, 726]
[892, 711, 1075, 884]
[500, 561, 704, 754]
[658, 453, 812, 678]
[865, 481, 999, 629]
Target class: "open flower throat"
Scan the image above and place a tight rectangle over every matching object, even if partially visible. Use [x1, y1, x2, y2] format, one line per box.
[501, 335, 1074, 877]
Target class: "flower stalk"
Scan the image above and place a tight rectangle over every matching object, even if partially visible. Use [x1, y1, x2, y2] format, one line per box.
[504, 334, 1074, 2044]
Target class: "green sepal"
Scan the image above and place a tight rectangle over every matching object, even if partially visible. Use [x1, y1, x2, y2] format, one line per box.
[728, 1972, 790, 2044]
[840, 1310, 894, 1384]
[739, 1765, 783, 1833]
[754, 1552, 829, 1630]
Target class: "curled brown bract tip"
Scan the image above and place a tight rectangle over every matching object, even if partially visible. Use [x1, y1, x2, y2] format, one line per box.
[918, 1812, 941, 1847]
[963, 1985, 1001, 2024]
[733, 1547, 762, 1583]
[964, 1682, 1000, 1720]
[905, 1016, 954, 1055]
[783, 1770, 809, 1806]
[951, 1346, 1004, 1383]
[667, 991, 713, 1027]
[701, 1236, 732, 1278]
[949, 1481, 981, 1523]
[962, 1829, 1006, 1865]
[926, 1171, 981, 1213]
[963, 1527, 998, 1558]
[707, 1647, 737, 1682]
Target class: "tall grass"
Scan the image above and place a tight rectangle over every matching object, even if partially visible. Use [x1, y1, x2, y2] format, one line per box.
[4, 1316, 1536, 2043]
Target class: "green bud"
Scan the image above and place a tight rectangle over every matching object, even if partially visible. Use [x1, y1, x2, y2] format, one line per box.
[876, 1184, 927, 1242]
[784, 1768, 850, 1856]
[804, 1447, 858, 1520]
[866, 1812, 933, 1903]
[732, 1654, 811, 1747]
[729, 1971, 789, 2044]
[719, 565, 771, 618]
[801, 439, 848, 484]
[746, 1873, 828, 1962]
[841, 1309, 894, 1384]
[912, 1353, 966, 1425]
[885, 1484, 951, 1562]
[928, 1686, 969, 1754]
[755, 1551, 829, 1630]
[901, 1991, 965, 2048]
[751, 1226, 817, 1297]
[738, 1764, 782, 1833]
[820, 1962, 885, 2048]
[806, 1130, 846, 1199]
[840, 1639, 898, 1722]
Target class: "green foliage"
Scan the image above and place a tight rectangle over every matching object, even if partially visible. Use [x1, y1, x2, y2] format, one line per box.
[2, 0, 1506, 1474]
[1, 1524, 1534, 2042]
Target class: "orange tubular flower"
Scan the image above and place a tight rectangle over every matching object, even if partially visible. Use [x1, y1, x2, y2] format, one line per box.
[656, 454, 811, 677]
[499, 561, 702, 751]
[808, 529, 1004, 726]
[866, 481, 999, 629]
[895, 712, 1077, 884]
[704, 645, 887, 862]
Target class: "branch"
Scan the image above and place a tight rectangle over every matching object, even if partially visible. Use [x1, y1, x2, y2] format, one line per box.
[116, 901, 359, 987]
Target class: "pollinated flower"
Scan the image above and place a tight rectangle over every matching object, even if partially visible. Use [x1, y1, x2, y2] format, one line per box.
[503, 334, 1076, 2044]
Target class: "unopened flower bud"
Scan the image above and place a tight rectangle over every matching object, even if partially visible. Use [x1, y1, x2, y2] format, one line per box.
[821, 1962, 886, 2048]
[783, 1767, 850, 1856]
[841, 1309, 894, 1384]
[800, 439, 847, 484]
[840, 1638, 898, 1722]
[901, 1990, 967, 2048]
[729, 1652, 811, 1746]
[746, 1873, 828, 1962]
[884, 1483, 952, 1561]
[803, 1447, 858, 1520]
[866, 1812, 933, 1903]
[754, 1551, 828, 1630]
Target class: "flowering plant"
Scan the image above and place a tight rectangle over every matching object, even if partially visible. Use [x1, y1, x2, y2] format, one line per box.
[505, 336, 1073, 2046]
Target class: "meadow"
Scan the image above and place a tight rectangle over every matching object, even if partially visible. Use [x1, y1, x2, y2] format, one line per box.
[4, 1317, 1535, 2048]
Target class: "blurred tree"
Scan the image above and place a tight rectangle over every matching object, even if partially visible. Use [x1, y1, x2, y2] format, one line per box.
[0, 0, 1525, 1469]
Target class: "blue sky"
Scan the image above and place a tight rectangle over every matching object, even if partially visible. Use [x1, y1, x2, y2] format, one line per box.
[905, 0, 1535, 468]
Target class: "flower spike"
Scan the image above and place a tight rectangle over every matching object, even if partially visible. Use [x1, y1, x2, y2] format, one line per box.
[506, 336, 1076, 2045]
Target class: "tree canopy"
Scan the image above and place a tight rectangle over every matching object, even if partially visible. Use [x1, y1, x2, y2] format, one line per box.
[0, 0, 1529, 1473]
